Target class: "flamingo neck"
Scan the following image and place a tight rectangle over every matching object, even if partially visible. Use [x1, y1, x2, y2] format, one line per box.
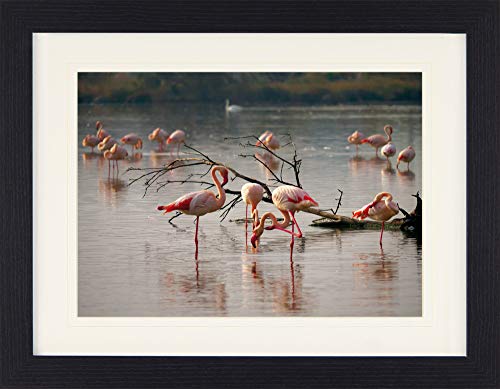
[256, 210, 290, 231]
[211, 167, 226, 207]
[385, 127, 392, 142]
[374, 192, 393, 203]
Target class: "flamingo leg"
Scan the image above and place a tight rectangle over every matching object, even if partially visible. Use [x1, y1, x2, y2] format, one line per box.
[289, 211, 303, 238]
[117, 161, 119, 175]
[379, 221, 385, 246]
[107, 160, 110, 177]
[177, 143, 180, 157]
[195, 216, 199, 259]
[290, 219, 295, 250]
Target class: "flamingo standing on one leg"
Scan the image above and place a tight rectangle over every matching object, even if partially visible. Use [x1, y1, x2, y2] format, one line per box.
[347, 130, 365, 154]
[82, 134, 99, 153]
[96, 121, 109, 141]
[352, 192, 399, 246]
[148, 128, 168, 152]
[241, 183, 264, 249]
[157, 166, 229, 258]
[98, 135, 119, 173]
[397, 146, 416, 170]
[251, 185, 318, 250]
[103, 144, 128, 176]
[361, 125, 393, 157]
[166, 129, 186, 156]
[381, 142, 396, 161]
[120, 133, 143, 156]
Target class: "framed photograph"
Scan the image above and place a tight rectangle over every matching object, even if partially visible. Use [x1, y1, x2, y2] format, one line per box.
[1, 1, 499, 388]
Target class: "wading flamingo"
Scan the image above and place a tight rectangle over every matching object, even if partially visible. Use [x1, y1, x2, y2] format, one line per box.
[103, 144, 128, 175]
[256, 131, 280, 150]
[166, 129, 186, 156]
[251, 185, 318, 250]
[381, 142, 396, 161]
[361, 125, 393, 156]
[347, 130, 365, 153]
[157, 166, 229, 258]
[352, 192, 399, 246]
[397, 146, 416, 170]
[96, 121, 109, 141]
[148, 128, 168, 151]
[97, 135, 118, 152]
[82, 134, 99, 153]
[120, 133, 143, 155]
[225, 99, 243, 113]
[241, 183, 264, 248]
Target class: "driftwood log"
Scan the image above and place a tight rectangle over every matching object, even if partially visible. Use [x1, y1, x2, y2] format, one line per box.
[309, 192, 422, 237]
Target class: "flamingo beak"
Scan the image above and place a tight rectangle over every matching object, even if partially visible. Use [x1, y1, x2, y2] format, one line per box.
[221, 171, 229, 186]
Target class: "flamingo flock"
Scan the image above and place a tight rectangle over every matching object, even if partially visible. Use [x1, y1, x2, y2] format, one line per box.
[81, 121, 188, 175]
[82, 117, 418, 255]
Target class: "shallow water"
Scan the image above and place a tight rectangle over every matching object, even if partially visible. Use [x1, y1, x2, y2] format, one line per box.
[78, 103, 422, 316]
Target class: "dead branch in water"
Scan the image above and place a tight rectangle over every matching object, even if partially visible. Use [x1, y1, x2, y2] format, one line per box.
[126, 135, 342, 221]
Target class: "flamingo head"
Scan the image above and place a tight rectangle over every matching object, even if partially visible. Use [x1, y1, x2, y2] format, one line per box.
[96, 121, 102, 130]
[219, 167, 229, 186]
[384, 125, 393, 135]
[120, 135, 129, 143]
[250, 216, 266, 248]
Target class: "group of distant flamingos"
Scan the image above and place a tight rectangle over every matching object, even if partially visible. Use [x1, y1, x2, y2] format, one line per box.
[347, 125, 416, 169]
[156, 130, 403, 258]
[82, 121, 186, 174]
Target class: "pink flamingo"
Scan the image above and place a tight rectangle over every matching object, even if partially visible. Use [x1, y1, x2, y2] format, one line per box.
[120, 133, 143, 156]
[397, 146, 416, 170]
[97, 135, 118, 152]
[148, 128, 168, 151]
[96, 121, 109, 141]
[381, 142, 396, 161]
[251, 185, 318, 250]
[157, 166, 229, 257]
[166, 129, 186, 156]
[256, 131, 280, 150]
[103, 144, 128, 175]
[82, 134, 99, 153]
[352, 192, 399, 246]
[347, 130, 365, 153]
[241, 183, 264, 248]
[361, 125, 393, 156]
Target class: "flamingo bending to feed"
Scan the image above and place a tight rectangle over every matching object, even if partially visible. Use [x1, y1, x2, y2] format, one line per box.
[381, 142, 396, 161]
[157, 166, 229, 257]
[166, 129, 186, 156]
[120, 133, 143, 155]
[347, 130, 365, 153]
[225, 99, 243, 113]
[82, 134, 99, 153]
[352, 192, 399, 246]
[396, 146, 416, 170]
[96, 121, 109, 141]
[361, 125, 393, 156]
[103, 144, 128, 175]
[97, 135, 118, 152]
[251, 185, 318, 250]
[241, 183, 264, 248]
[148, 128, 168, 151]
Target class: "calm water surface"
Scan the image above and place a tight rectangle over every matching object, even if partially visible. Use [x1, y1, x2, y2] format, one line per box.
[78, 103, 422, 316]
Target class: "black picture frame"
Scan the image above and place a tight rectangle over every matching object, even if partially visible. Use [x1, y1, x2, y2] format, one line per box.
[1, 1, 499, 388]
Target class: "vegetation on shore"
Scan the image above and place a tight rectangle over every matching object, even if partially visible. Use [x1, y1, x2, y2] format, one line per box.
[78, 72, 421, 105]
